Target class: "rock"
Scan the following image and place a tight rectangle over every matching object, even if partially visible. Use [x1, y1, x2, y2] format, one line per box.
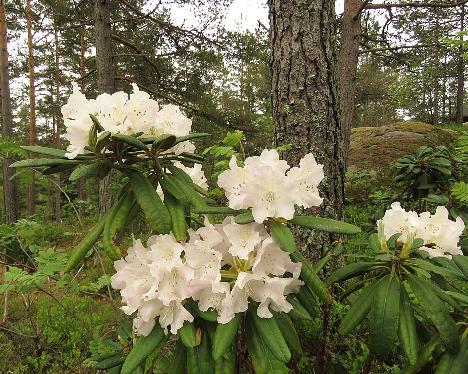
[348, 121, 456, 170]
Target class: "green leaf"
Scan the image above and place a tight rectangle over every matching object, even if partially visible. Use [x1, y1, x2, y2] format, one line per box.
[179, 321, 197, 348]
[174, 133, 211, 145]
[95, 356, 125, 370]
[126, 170, 171, 234]
[398, 288, 419, 365]
[401, 337, 441, 374]
[69, 163, 99, 181]
[64, 218, 106, 272]
[327, 262, 380, 285]
[269, 220, 296, 253]
[290, 215, 361, 234]
[164, 193, 188, 241]
[407, 274, 459, 353]
[369, 274, 400, 358]
[212, 314, 240, 360]
[245, 315, 289, 374]
[248, 308, 291, 363]
[168, 340, 186, 374]
[112, 134, 148, 151]
[408, 258, 464, 279]
[452, 255, 468, 278]
[288, 297, 312, 321]
[435, 337, 468, 374]
[192, 206, 241, 215]
[296, 286, 320, 318]
[21, 145, 66, 158]
[274, 312, 303, 355]
[234, 210, 255, 224]
[120, 325, 167, 374]
[10, 158, 80, 168]
[289, 251, 329, 303]
[338, 281, 378, 335]
[151, 134, 177, 152]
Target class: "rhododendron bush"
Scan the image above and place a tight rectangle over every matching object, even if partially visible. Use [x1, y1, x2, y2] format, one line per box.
[11, 85, 467, 374]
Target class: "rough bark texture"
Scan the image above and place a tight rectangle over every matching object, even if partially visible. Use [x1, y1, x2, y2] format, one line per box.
[456, 4, 465, 124]
[338, 0, 362, 164]
[95, 0, 114, 215]
[26, 0, 36, 216]
[0, 0, 19, 223]
[54, 27, 61, 222]
[77, 25, 87, 212]
[269, 0, 345, 259]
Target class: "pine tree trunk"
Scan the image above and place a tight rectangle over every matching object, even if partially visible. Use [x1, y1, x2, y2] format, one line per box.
[338, 0, 362, 165]
[0, 0, 19, 223]
[77, 24, 87, 212]
[54, 27, 61, 223]
[269, 0, 345, 258]
[94, 0, 114, 215]
[456, 4, 465, 124]
[26, 0, 36, 216]
[432, 10, 440, 125]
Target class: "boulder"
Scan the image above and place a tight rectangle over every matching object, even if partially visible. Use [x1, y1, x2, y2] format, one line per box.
[348, 121, 456, 170]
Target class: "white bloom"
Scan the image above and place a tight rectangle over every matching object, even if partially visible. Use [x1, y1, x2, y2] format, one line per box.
[222, 218, 266, 259]
[189, 280, 231, 312]
[147, 234, 184, 272]
[287, 153, 324, 208]
[252, 237, 302, 278]
[185, 241, 223, 282]
[154, 104, 191, 137]
[378, 202, 422, 243]
[94, 91, 128, 134]
[217, 151, 324, 223]
[124, 84, 159, 134]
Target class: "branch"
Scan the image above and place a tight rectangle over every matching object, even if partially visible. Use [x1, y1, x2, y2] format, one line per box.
[117, 0, 224, 49]
[365, 0, 468, 10]
[359, 43, 440, 53]
[354, 0, 373, 20]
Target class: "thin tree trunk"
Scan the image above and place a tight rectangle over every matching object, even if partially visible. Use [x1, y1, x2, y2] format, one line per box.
[269, 0, 345, 259]
[77, 24, 87, 211]
[54, 27, 61, 223]
[338, 0, 362, 166]
[0, 0, 19, 223]
[26, 0, 36, 216]
[94, 0, 114, 215]
[456, 4, 465, 124]
[432, 10, 440, 125]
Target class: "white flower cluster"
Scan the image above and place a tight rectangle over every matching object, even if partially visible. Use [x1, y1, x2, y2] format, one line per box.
[378, 202, 465, 258]
[61, 83, 194, 159]
[218, 150, 324, 223]
[111, 217, 303, 336]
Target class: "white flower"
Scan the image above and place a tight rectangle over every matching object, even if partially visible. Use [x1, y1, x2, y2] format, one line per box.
[217, 151, 325, 223]
[94, 91, 128, 134]
[185, 241, 223, 282]
[154, 104, 191, 137]
[147, 234, 184, 272]
[378, 202, 422, 243]
[222, 218, 266, 259]
[124, 84, 159, 134]
[189, 280, 231, 312]
[287, 153, 324, 208]
[154, 264, 193, 305]
[252, 237, 302, 278]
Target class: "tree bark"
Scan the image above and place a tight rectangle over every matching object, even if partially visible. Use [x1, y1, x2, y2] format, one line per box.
[26, 0, 36, 216]
[94, 0, 114, 215]
[432, 10, 440, 125]
[0, 0, 19, 223]
[77, 24, 87, 211]
[456, 4, 465, 124]
[338, 0, 362, 165]
[54, 27, 61, 223]
[269, 0, 345, 258]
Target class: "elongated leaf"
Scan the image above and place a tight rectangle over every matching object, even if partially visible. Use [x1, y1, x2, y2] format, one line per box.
[168, 340, 186, 374]
[338, 280, 379, 335]
[192, 206, 240, 215]
[112, 133, 148, 150]
[369, 274, 400, 358]
[274, 312, 303, 355]
[198, 331, 215, 374]
[165, 193, 188, 241]
[160, 174, 189, 203]
[179, 321, 197, 348]
[288, 297, 312, 321]
[212, 314, 240, 360]
[401, 337, 441, 374]
[452, 255, 468, 278]
[290, 251, 329, 303]
[234, 210, 255, 224]
[398, 288, 419, 365]
[409, 258, 463, 279]
[248, 308, 291, 363]
[69, 163, 99, 181]
[21, 145, 66, 158]
[296, 286, 320, 318]
[245, 316, 289, 374]
[95, 356, 125, 370]
[435, 337, 468, 374]
[290, 215, 361, 234]
[126, 170, 171, 234]
[407, 274, 459, 353]
[10, 158, 80, 168]
[151, 134, 176, 152]
[121, 325, 166, 374]
[42, 163, 77, 175]
[327, 262, 380, 285]
[174, 133, 211, 145]
[269, 220, 296, 253]
[64, 218, 107, 272]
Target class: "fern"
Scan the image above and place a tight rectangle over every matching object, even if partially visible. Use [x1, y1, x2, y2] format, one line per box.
[452, 181, 468, 206]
